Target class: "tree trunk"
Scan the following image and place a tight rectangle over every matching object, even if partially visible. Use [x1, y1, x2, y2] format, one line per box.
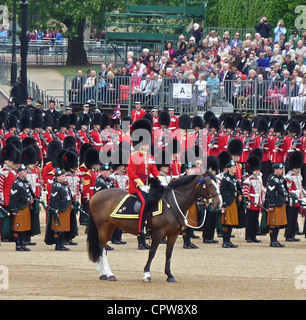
[66, 20, 89, 66]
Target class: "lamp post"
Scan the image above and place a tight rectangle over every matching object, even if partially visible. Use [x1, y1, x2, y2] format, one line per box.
[10, 0, 17, 86]
[20, 0, 28, 104]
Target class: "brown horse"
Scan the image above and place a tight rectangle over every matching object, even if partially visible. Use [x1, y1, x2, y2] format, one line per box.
[87, 172, 222, 282]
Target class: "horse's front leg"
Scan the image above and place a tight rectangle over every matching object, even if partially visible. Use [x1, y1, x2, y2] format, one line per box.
[143, 231, 164, 282]
[165, 234, 179, 283]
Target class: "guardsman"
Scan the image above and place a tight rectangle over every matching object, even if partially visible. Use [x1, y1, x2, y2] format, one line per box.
[175, 113, 192, 152]
[284, 151, 305, 242]
[56, 114, 69, 144]
[4, 115, 18, 141]
[128, 119, 164, 235]
[221, 116, 236, 152]
[191, 115, 205, 151]
[227, 139, 243, 183]
[271, 119, 286, 165]
[0, 144, 17, 241]
[19, 115, 31, 140]
[255, 118, 272, 186]
[89, 113, 103, 151]
[207, 116, 221, 157]
[240, 119, 256, 175]
[204, 111, 215, 132]
[243, 155, 265, 243]
[220, 159, 244, 248]
[131, 101, 146, 122]
[41, 114, 55, 161]
[284, 119, 302, 160]
[265, 163, 288, 247]
[68, 113, 78, 138]
[82, 148, 101, 225]
[101, 113, 118, 153]
[47, 169, 75, 251]
[151, 108, 160, 135]
[154, 110, 172, 151]
[168, 107, 179, 132]
[31, 114, 45, 161]
[167, 138, 181, 181]
[300, 122, 306, 188]
[77, 113, 91, 150]
[10, 164, 36, 251]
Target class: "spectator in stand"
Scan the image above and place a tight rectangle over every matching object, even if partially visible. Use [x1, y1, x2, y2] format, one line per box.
[177, 34, 187, 49]
[274, 20, 286, 43]
[195, 73, 207, 109]
[257, 52, 270, 70]
[230, 32, 242, 48]
[296, 57, 306, 75]
[218, 42, 229, 62]
[270, 48, 283, 67]
[205, 30, 220, 47]
[28, 30, 37, 43]
[131, 69, 141, 100]
[126, 57, 135, 75]
[83, 70, 97, 101]
[207, 71, 220, 107]
[0, 27, 7, 44]
[295, 40, 306, 60]
[99, 64, 107, 78]
[255, 16, 272, 39]
[141, 48, 151, 67]
[192, 23, 201, 44]
[242, 53, 258, 76]
[283, 54, 296, 75]
[282, 43, 296, 61]
[288, 29, 301, 49]
[36, 29, 44, 43]
[55, 29, 64, 44]
[166, 42, 175, 59]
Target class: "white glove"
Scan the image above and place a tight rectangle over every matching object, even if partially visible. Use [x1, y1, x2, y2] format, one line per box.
[161, 181, 168, 187]
[140, 185, 150, 193]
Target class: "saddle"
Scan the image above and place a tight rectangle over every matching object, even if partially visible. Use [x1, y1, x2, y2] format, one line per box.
[110, 193, 163, 219]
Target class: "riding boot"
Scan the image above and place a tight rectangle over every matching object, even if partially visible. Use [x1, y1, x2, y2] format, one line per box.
[138, 235, 150, 250]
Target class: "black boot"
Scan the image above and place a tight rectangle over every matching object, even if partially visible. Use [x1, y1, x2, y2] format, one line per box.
[20, 233, 31, 251]
[15, 235, 23, 251]
[55, 234, 70, 251]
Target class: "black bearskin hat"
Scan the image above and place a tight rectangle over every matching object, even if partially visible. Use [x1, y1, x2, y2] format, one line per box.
[22, 136, 37, 149]
[204, 111, 215, 125]
[218, 151, 232, 172]
[218, 113, 229, 127]
[245, 155, 261, 174]
[227, 139, 243, 156]
[241, 119, 252, 132]
[6, 136, 23, 152]
[178, 113, 191, 130]
[63, 150, 79, 171]
[158, 111, 170, 126]
[1, 143, 17, 162]
[257, 118, 268, 133]
[47, 140, 62, 163]
[249, 148, 263, 161]
[288, 151, 304, 170]
[53, 149, 67, 169]
[58, 114, 69, 128]
[6, 115, 18, 129]
[69, 113, 78, 127]
[209, 116, 220, 130]
[192, 116, 204, 129]
[288, 119, 301, 136]
[273, 119, 284, 134]
[131, 119, 152, 149]
[101, 113, 111, 129]
[79, 143, 93, 164]
[235, 115, 243, 128]
[84, 148, 100, 169]
[79, 113, 90, 127]
[207, 155, 219, 173]
[143, 113, 153, 126]
[20, 115, 31, 130]
[63, 135, 77, 150]
[43, 114, 53, 129]
[251, 116, 260, 129]
[20, 146, 37, 165]
[224, 116, 235, 130]
[32, 114, 43, 129]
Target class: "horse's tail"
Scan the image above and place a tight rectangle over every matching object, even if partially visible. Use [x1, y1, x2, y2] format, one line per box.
[86, 214, 102, 263]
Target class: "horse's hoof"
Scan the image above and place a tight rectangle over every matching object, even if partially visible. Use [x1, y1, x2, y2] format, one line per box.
[167, 277, 177, 283]
[99, 275, 108, 280]
[143, 276, 152, 283]
[107, 275, 117, 281]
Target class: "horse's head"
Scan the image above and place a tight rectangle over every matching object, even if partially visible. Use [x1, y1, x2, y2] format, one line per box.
[196, 172, 223, 211]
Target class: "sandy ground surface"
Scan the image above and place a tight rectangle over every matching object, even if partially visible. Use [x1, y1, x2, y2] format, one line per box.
[1, 211, 306, 301]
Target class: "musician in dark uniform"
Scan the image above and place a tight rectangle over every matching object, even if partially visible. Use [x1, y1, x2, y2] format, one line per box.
[48, 169, 75, 251]
[265, 163, 288, 247]
[10, 164, 36, 251]
[220, 160, 244, 248]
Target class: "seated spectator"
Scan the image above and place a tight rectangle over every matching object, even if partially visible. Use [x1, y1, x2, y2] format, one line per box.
[173, 42, 187, 63]
[166, 42, 175, 59]
[296, 57, 306, 75]
[0, 27, 8, 44]
[282, 43, 296, 61]
[274, 20, 286, 43]
[283, 54, 296, 75]
[177, 34, 187, 49]
[288, 29, 301, 49]
[218, 42, 229, 62]
[242, 53, 258, 76]
[257, 52, 270, 70]
[83, 70, 97, 101]
[270, 48, 283, 67]
[187, 37, 197, 51]
[141, 48, 151, 67]
[231, 75, 244, 109]
[237, 80, 253, 111]
[295, 40, 306, 60]
[205, 30, 220, 47]
[230, 32, 242, 48]
[126, 57, 135, 75]
[28, 30, 37, 43]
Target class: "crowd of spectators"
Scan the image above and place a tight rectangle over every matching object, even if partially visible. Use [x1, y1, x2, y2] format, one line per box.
[70, 18, 306, 113]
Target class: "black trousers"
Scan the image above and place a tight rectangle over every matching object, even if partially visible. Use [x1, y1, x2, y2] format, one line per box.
[246, 209, 259, 240]
[285, 205, 299, 239]
[203, 209, 218, 240]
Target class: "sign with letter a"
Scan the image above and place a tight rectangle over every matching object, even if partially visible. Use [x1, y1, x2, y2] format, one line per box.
[173, 83, 192, 99]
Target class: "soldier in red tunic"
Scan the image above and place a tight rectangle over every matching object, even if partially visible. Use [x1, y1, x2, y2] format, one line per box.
[77, 113, 91, 150]
[168, 107, 179, 133]
[271, 119, 286, 166]
[131, 101, 146, 122]
[19, 115, 31, 140]
[207, 116, 221, 157]
[89, 113, 103, 151]
[167, 138, 181, 180]
[128, 119, 163, 235]
[41, 114, 55, 162]
[31, 114, 44, 161]
[56, 114, 69, 144]
[227, 139, 243, 183]
[4, 115, 18, 141]
[154, 110, 172, 151]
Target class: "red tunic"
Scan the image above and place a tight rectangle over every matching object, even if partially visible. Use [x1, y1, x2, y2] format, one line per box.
[89, 130, 103, 150]
[131, 108, 146, 122]
[0, 166, 17, 206]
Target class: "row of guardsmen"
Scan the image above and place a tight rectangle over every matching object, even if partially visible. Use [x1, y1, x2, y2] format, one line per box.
[0, 100, 306, 249]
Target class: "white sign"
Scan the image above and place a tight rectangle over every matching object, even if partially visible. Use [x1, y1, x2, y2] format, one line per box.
[173, 83, 192, 99]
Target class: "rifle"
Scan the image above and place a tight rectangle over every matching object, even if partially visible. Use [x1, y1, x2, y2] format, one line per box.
[291, 133, 302, 150]
[275, 132, 286, 149]
[244, 133, 255, 149]
[259, 131, 269, 149]
[209, 129, 220, 146]
[74, 129, 85, 145]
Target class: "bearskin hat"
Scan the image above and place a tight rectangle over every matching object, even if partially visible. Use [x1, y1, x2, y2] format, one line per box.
[22, 136, 37, 149]
[20, 115, 31, 130]
[47, 140, 62, 163]
[224, 116, 235, 130]
[79, 143, 93, 164]
[257, 118, 268, 133]
[58, 114, 69, 128]
[245, 155, 261, 174]
[6, 115, 18, 129]
[131, 119, 152, 149]
[207, 155, 219, 173]
[158, 111, 170, 127]
[273, 119, 284, 134]
[79, 113, 90, 127]
[1, 143, 17, 162]
[241, 119, 252, 132]
[209, 116, 220, 130]
[178, 113, 191, 130]
[204, 111, 215, 125]
[192, 116, 204, 129]
[68, 113, 78, 127]
[288, 119, 301, 136]
[143, 113, 153, 126]
[167, 138, 180, 155]
[14, 149, 21, 165]
[251, 116, 260, 129]
[218, 113, 229, 127]
[227, 139, 243, 156]
[62, 150, 79, 171]
[235, 115, 243, 128]
[63, 135, 76, 150]
[121, 116, 132, 126]
[31, 114, 43, 129]
[288, 151, 304, 170]
[100, 113, 111, 129]
[6, 135, 22, 152]
[52, 149, 67, 169]
[20, 146, 37, 165]
[218, 151, 232, 172]
[269, 117, 278, 129]
[249, 148, 263, 161]
[43, 114, 53, 129]
[84, 148, 100, 169]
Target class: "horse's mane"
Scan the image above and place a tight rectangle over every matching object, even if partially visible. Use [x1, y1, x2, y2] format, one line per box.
[205, 171, 217, 182]
[168, 174, 198, 189]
